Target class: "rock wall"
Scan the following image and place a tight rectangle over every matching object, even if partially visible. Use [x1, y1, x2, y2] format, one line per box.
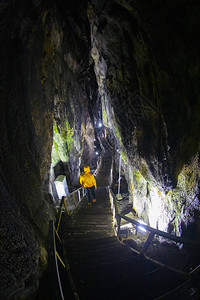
[0, 2, 55, 298]
[0, 0, 94, 298]
[89, 0, 200, 233]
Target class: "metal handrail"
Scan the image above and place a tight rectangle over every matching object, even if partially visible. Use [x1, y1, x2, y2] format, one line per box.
[108, 187, 200, 247]
[49, 220, 65, 300]
[49, 186, 85, 299]
[56, 187, 85, 233]
[117, 214, 200, 248]
[116, 213, 200, 279]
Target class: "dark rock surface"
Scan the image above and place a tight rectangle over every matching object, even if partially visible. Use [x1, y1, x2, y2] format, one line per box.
[91, 0, 200, 189]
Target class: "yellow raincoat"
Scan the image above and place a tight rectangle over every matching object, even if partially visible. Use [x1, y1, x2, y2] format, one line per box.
[80, 165, 97, 188]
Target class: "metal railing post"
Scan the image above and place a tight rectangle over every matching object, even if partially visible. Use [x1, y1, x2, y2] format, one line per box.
[78, 190, 81, 202]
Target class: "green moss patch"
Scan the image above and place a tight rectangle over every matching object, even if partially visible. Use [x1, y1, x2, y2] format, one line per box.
[51, 120, 74, 166]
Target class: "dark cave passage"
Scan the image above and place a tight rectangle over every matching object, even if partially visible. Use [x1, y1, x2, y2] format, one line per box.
[1, 0, 200, 299]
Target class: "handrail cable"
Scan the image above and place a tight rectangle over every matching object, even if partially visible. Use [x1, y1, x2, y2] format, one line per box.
[49, 220, 65, 300]
[49, 186, 85, 300]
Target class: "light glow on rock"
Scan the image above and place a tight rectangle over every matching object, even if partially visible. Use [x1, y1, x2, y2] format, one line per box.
[148, 187, 167, 231]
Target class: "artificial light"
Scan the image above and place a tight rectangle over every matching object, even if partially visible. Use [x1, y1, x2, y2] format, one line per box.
[138, 220, 147, 232]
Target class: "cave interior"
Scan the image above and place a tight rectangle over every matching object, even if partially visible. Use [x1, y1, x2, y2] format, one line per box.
[1, 0, 200, 298]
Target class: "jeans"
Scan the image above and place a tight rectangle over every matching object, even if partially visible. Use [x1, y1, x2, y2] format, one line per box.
[84, 186, 96, 203]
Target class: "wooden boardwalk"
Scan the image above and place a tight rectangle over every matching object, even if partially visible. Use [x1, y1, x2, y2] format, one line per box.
[60, 148, 187, 299]
[61, 187, 186, 300]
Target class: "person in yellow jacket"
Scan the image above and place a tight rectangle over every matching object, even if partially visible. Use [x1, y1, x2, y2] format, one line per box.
[80, 165, 97, 205]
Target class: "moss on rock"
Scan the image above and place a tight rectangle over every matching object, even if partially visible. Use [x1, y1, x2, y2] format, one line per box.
[51, 119, 74, 166]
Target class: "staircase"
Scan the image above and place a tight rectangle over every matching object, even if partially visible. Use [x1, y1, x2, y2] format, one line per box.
[60, 146, 198, 300]
[61, 188, 187, 300]
[96, 136, 113, 187]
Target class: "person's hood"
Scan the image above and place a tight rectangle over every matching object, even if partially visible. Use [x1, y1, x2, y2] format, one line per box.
[84, 165, 90, 173]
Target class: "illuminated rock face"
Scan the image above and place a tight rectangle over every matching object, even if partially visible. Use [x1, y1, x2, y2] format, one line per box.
[0, 0, 200, 298]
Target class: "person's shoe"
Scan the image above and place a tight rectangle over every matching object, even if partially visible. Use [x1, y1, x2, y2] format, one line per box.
[88, 202, 92, 205]
[92, 199, 96, 202]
